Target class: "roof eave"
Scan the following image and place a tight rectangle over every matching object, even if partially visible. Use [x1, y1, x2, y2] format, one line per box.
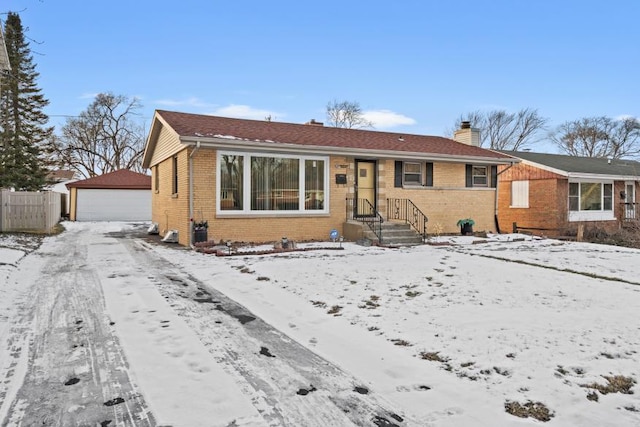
[567, 172, 640, 181]
[181, 136, 517, 165]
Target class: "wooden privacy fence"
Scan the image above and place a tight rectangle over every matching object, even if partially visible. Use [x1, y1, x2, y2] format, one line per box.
[0, 190, 61, 233]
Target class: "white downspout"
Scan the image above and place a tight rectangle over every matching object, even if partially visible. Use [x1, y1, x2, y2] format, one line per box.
[188, 141, 201, 247]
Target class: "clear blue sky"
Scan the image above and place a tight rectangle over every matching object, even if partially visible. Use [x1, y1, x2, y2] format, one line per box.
[3, 0, 639, 152]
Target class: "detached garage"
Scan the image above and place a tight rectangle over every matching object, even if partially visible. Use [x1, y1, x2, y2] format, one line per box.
[66, 170, 151, 221]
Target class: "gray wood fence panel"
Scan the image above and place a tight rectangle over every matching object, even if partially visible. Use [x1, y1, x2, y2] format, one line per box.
[0, 190, 61, 233]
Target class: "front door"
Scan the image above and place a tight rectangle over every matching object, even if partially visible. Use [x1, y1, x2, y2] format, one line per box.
[355, 160, 376, 217]
[625, 181, 636, 220]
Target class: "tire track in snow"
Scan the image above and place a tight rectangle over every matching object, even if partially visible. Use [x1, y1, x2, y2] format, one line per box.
[1, 228, 154, 427]
[129, 237, 414, 427]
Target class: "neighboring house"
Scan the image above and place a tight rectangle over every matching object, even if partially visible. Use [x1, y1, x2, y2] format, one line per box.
[66, 169, 151, 221]
[142, 111, 517, 246]
[496, 151, 640, 236]
[45, 170, 78, 217]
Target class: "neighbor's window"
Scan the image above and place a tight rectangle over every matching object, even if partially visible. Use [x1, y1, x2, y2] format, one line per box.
[511, 180, 529, 208]
[218, 152, 327, 213]
[172, 156, 178, 194]
[472, 166, 488, 187]
[568, 182, 613, 212]
[403, 162, 422, 185]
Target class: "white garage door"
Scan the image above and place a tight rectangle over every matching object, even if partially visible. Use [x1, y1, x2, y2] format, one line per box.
[76, 189, 151, 221]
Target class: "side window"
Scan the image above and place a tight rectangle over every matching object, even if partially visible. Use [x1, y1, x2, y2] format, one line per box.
[472, 166, 488, 187]
[172, 156, 178, 195]
[154, 165, 159, 192]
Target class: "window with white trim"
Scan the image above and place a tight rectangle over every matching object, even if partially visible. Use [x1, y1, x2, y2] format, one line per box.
[403, 162, 422, 185]
[569, 182, 613, 212]
[510, 180, 529, 208]
[568, 181, 614, 222]
[472, 166, 488, 187]
[218, 152, 328, 213]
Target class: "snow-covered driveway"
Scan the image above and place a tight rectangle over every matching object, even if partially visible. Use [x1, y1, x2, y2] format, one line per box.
[0, 223, 412, 427]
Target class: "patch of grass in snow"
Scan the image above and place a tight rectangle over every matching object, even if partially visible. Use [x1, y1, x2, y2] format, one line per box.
[405, 290, 421, 298]
[310, 300, 327, 308]
[586, 391, 599, 402]
[419, 351, 448, 362]
[599, 352, 618, 359]
[582, 375, 636, 395]
[505, 400, 554, 422]
[390, 339, 412, 346]
[327, 305, 342, 315]
[359, 295, 380, 309]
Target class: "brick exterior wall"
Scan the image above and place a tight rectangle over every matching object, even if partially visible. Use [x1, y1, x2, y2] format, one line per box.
[497, 163, 633, 236]
[152, 149, 354, 245]
[151, 149, 501, 245]
[381, 160, 497, 234]
[151, 150, 190, 242]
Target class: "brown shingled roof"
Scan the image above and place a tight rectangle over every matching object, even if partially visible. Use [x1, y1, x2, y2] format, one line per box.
[46, 170, 76, 182]
[66, 169, 151, 189]
[155, 110, 511, 160]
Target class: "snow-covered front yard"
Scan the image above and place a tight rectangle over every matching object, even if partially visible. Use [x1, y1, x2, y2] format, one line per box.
[1, 222, 639, 426]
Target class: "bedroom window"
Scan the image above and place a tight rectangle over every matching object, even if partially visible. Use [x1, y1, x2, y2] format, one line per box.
[472, 166, 488, 187]
[403, 162, 422, 185]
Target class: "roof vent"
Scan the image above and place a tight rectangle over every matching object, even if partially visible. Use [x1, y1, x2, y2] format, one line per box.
[305, 119, 324, 126]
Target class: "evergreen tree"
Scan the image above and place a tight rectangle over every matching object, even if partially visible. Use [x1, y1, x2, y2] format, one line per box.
[0, 12, 52, 190]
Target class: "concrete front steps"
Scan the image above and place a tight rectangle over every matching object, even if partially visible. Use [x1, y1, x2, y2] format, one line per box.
[345, 220, 424, 246]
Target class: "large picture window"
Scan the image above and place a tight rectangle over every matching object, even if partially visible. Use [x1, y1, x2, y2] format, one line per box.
[568, 181, 614, 221]
[218, 152, 328, 213]
[569, 182, 612, 211]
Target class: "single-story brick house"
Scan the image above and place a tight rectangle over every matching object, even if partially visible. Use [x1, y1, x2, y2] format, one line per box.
[66, 169, 151, 221]
[496, 151, 640, 236]
[142, 111, 517, 246]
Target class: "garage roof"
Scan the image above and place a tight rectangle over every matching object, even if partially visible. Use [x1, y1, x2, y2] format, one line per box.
[66, 169, 151, 190]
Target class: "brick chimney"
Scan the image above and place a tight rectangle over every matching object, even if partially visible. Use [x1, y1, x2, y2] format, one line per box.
[453, 121, 480, 146]
[305, 119, 324, 126]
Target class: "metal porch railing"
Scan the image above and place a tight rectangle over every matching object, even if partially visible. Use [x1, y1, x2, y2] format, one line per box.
[386, 198, 429, 241]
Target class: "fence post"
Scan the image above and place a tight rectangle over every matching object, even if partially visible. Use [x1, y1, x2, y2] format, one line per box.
[0, 190, 5, 232]
[512, 222, 518, 233]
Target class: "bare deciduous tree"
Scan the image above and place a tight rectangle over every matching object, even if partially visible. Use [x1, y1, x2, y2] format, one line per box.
[551, 116, 640, 159]
[47, 93, 145, 178]
[325, 100, 373, 129]
[449, 108, 548, 150]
